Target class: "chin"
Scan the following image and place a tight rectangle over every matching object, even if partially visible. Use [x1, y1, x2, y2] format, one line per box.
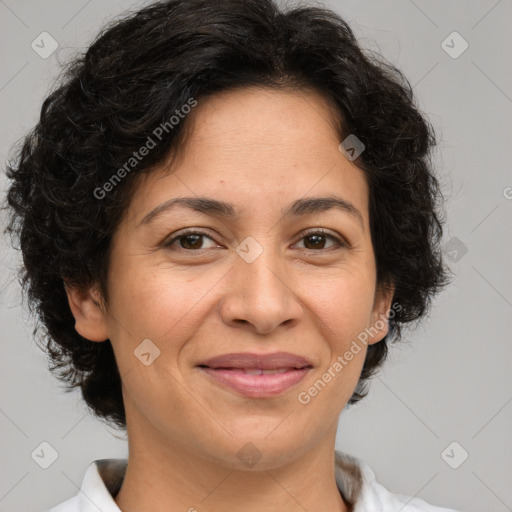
[197, 426, 316, 472]
[211, 442, 305, 472]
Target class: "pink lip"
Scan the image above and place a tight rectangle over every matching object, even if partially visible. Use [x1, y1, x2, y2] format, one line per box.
[197, 352, 313, 398]
[198, 351, 312, 370]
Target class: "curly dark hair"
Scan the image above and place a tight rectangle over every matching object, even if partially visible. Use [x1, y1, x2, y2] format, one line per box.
[3, 0, 450, 430]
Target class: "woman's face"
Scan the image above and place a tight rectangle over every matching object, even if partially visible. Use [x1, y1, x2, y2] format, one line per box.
[70, 86, 393, 469]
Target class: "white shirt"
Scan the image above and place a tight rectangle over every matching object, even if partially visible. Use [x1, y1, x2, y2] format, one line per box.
[45, 450, 461, 512]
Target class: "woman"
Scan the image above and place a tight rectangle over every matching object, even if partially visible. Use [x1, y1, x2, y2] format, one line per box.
[4, 0, 459, 510]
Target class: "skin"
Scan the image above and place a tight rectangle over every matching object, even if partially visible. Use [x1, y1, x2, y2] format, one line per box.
[66, 86, 394, 512]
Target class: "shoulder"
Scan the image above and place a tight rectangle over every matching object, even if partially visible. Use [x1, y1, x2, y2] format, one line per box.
[43, 459, 126, 512]
[334, 451, 462, 512]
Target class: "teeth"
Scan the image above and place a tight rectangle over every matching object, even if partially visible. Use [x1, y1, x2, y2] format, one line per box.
[243, 368, 290, 375]
[244, 368, 263, 375]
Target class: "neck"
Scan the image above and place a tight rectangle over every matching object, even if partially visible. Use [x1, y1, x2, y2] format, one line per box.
[114, 419, 348, 512]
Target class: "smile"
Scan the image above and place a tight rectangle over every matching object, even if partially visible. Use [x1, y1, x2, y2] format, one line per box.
[199, 366, 311, 398]
[196, 351, 313, 398]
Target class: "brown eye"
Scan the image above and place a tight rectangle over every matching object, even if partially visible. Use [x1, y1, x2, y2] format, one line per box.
[164, 230, 218, 250]
[294, 230, 345, 251]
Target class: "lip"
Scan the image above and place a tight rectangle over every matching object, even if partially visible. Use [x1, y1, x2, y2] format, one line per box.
[197, 352, 313, 398]
[198, 351, 312, 370]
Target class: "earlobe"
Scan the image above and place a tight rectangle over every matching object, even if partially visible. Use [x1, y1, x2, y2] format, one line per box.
[367, 282, 396, 345]
[64, 281, 109, 342]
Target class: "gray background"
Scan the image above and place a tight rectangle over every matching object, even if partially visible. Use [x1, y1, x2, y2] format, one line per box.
[1, 1, 511, 511]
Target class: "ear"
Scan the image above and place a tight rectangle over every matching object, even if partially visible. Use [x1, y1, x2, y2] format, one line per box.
[367, 281, 396, 345]
[64, 281, 109, 342]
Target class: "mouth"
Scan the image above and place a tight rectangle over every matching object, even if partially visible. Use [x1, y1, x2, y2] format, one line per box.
[196, 352, 313, 398]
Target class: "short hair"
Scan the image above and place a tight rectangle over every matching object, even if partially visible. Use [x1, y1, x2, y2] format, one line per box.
[3, 0, 450, 430]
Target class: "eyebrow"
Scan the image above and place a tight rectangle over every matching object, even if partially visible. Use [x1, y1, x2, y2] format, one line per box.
[138, 195, 365, 230]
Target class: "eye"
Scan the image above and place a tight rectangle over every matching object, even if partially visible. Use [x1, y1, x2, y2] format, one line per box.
[164, 229, 220, 251]
[293, 229, 346, 251]
[163, 228, 347, 252]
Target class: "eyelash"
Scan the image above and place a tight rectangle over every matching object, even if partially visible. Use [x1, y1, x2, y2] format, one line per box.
[163, 228, 347, 253]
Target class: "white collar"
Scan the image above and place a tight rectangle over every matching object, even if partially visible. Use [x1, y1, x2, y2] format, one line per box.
[48, 451, 458, 512]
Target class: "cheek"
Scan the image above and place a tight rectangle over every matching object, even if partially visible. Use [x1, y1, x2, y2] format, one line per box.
[304, 268, 376, 345]
[298, 266, 375, 402]
[105, 260, 222, 355]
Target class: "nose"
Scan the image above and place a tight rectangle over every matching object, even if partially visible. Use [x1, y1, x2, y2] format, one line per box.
[219, 244, 304, 335]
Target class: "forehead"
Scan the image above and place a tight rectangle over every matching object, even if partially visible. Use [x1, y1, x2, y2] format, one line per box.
[123, 86, 369, 226]
[182, 86, 343, 156]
